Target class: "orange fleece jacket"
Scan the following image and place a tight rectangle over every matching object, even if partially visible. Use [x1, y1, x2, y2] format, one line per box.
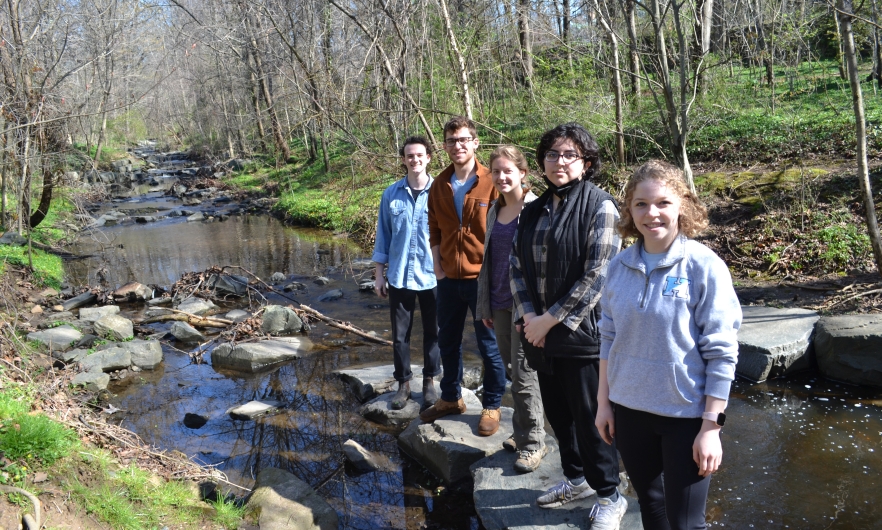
[428, 161, 498, 280]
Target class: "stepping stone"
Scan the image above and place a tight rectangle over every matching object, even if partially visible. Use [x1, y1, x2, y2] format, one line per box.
[360, 388, 426, 426]
[335, 363, 431, 402]
[471, 435, 643, 530]
[211, 337, 312, 373]
[71, 372, 110, 392]
[815, 315, 882, 387]
[246, 468, 338, 530]
[397, 388, 513, 485]
[736, 306, 819, 382]
[78, 305, 120, 322]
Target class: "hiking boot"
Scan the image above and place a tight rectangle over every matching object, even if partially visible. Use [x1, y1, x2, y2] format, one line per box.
[390, 381, 410, 410]
[419, 397, 466, 423]
[421, 377, 438, 413]
[514, 445, 548, 473]
[536, 478, 595, 508]
[502, 436, 517, 452]
[477, 408, 501, 436]
[589, 494, 628, 530]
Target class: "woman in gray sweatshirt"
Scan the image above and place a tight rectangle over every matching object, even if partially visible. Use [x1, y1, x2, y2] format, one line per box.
[595, 160, 742, 530]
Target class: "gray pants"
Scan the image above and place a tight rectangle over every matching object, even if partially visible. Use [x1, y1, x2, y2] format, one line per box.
[493, 308, 546, 452]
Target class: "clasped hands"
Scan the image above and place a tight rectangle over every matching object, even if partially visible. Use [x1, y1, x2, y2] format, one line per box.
[514, 312, 559, 348]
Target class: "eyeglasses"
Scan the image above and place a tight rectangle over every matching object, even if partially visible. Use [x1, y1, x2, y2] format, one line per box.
[444, 136, 474, 147]
[544, 150, 583, 163]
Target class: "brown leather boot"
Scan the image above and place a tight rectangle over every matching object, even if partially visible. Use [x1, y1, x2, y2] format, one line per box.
[477, 408, 501, 436]
[419, 397, 467, 423]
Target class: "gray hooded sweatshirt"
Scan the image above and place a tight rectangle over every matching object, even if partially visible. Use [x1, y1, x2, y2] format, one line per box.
[599, 234, 742, 418]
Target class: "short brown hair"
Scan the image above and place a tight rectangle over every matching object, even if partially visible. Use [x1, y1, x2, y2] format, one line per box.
[443, 116, 477, 140]
[489, 145, 531, 206]
[617, 160, 708, 239]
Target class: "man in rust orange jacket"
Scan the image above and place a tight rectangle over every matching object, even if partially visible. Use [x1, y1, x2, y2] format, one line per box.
[419, 116, 507, 438]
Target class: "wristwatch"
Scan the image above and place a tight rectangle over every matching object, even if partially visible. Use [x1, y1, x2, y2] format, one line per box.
[701, 412, 726, 426]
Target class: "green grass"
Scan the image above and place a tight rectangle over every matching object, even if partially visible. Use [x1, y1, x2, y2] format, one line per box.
[0, 245, 63, 288]
[210, 496, 248, 529]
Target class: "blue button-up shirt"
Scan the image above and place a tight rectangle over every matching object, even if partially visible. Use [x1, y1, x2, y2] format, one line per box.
[371, 176, 437, 290]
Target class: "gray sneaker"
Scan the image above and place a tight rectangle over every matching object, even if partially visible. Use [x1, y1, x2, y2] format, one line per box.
[589, 494, 628, 530]
[514, 445, 548, 473]
[536, 478, 595, 508]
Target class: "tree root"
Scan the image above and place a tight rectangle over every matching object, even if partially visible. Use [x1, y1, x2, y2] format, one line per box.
[0, 485, 41, 530]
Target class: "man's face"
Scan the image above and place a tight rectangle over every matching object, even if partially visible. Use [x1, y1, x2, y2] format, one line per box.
[402, 143, 430, 177]
[443, 127, 479, 167]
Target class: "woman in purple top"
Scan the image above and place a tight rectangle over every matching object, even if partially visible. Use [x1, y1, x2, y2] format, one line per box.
[476, 146, 545, 471]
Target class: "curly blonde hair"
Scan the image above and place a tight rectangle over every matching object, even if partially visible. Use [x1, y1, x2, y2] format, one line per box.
[489, 145, 531, 207]
[617, 160, 708, 240]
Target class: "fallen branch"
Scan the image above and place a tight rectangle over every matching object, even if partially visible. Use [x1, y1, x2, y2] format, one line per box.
[812, 288, 882, 311]
[140, 309, 232, 328]
[297, 304, 391, 346]
[780, 282, 838, 291]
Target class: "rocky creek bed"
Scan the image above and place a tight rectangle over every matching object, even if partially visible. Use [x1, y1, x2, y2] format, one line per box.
[14, 146, 880, 528]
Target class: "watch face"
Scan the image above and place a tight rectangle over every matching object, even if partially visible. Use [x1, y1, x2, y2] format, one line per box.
[717, 412, 727, 426]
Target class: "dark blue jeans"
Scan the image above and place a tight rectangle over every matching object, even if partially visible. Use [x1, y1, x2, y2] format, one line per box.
[436, 277, 506, 409]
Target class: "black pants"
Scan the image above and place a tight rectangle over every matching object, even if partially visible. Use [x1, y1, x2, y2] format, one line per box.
[537, 356, 619, 498]
[389, 285, 441, 383]
[614, 404, 711, 530]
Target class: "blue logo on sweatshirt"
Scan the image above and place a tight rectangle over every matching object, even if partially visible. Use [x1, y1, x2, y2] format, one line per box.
[663, 276, 691, 298]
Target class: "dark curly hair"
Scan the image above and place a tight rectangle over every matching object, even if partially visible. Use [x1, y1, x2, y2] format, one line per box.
[617, 160, 709, 240]
[399, 135, 432, 156]
[536, 123, 601, 181]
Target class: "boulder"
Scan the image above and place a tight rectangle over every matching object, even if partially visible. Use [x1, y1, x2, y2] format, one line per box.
[271, 272, 287, 283]
[207, 273, 248, 297]
[397, 389, 513, 485]
[183, 413, 208, 429]
[815, 315, 882, 387]
[342, 439, 384, 472]
[118, 339, 163, 370]
[283, 282, 307, 292]
[462, 366, 483, 390]
[246, 467, 338, 530]
[736, 306, 819, 382]
[78, 305, 121, 323]
[0, 231, 27, 246]
[134, 216, 156, 223]
[186, 212, 204, 222]
[71, 372, 110, 392]
[317, 289, 343, 302]
[147, 296, 173, 306]
[94, 314, 134, 341]
[80, 347, 132, 373]
[224, 309, 250, 323]
[358, 280, 375, 291]
[335, 363, 429, 402]
[170, 321, 205, 343]
[176, 297, 217, 316]
[225, 400, 284, 420]
[113, 282, 153, 301]
[53, 348, 88, 365]
[471, 435, 643, 530]
[62, 291, 97, 311]
[314, 276, 331, 286]
[260, 305, 304, 335]
[27, 326, 82, 351]
[211, 337, 312, 373]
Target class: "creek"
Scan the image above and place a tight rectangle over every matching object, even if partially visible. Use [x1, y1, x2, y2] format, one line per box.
[64, 172, 882, 529]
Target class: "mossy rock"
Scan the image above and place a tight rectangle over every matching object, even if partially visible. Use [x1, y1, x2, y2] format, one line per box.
[696, 167, 829, 206]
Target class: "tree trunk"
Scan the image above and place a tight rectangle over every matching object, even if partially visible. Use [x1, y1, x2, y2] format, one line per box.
[437, 0, 474, 119]
[517, 0, 534, 90]
[243, 10, 290, 161]
[593, 0, 625, 164]
[698, 0, 714, 96]
[838, 0, 882, 273]
[623, 0, 641, 96]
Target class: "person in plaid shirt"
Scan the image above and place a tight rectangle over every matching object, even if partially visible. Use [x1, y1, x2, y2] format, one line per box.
[510, 123, 627, 528]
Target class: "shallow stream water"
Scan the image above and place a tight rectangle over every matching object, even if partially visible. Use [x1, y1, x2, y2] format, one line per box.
[66, 192, 882, 529]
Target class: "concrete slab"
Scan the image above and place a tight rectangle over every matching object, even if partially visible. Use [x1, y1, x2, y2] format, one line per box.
[336, 363, 433, 402]
[736, 306, 819, 382]
[397, 388, 513, 485]
[471, 436, 643, 530]
[815, 315, 882, 387]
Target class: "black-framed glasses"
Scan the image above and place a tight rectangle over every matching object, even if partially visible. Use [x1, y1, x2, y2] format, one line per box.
[544, 150, 583, 163]
[443, 136, 474, 147]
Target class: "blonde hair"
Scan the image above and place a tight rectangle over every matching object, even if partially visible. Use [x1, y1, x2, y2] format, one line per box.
[489, 145, 531, 207]
[617, 160, 708, 239]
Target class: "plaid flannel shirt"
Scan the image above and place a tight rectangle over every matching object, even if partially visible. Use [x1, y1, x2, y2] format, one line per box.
[510, 198, 621, 330]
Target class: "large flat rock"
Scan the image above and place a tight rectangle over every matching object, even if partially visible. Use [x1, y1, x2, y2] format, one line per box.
[397, 388, 513, 485]
[246, 467, 338, 530]
[78, 305, 120, 322]
[736, 306, 819, 382]
[28, 325, 82, 351]
[336, 363, 433, 402]
[815, 315, 882, 387]
[211, 337, 312, 373]
[471, 435, 642, 530]
[360, 387, 428, 426]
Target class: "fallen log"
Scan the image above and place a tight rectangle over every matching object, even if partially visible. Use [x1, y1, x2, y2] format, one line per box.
[297, 304, 391, 346]
[139, 309, 232, 328]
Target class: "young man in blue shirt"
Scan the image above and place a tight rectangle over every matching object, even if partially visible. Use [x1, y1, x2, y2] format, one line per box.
[372, 136, 441, 411]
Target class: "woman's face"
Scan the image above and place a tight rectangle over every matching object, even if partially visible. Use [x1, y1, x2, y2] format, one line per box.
[630, 178, 682, 253]
[543, 138, 588, 187]
[491, 156, 526, 196]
